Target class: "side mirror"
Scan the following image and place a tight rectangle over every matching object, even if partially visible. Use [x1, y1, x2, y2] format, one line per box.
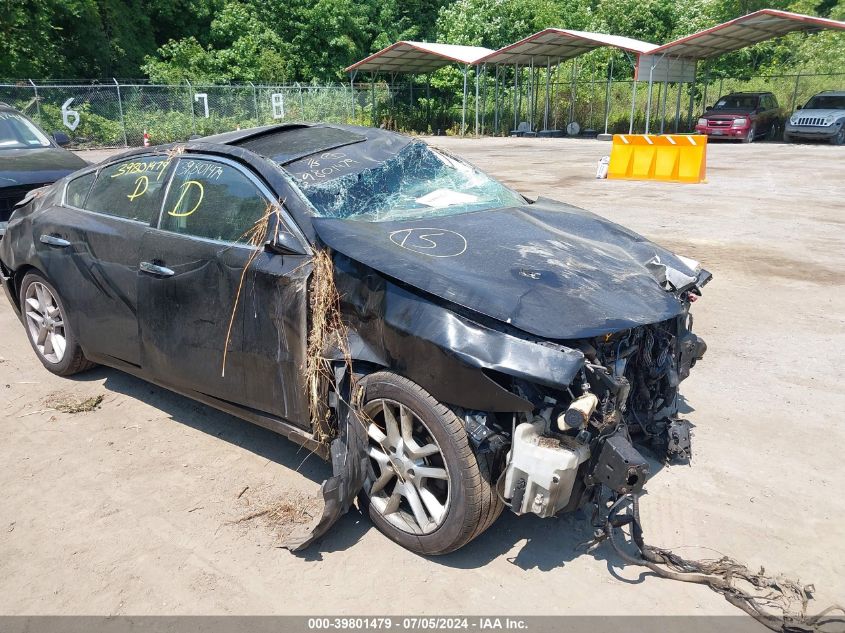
[796, 104, 803, 110]
[52, 132, 70, 146]
[704, 106, 713, 112]
[265, 231, 306, 256]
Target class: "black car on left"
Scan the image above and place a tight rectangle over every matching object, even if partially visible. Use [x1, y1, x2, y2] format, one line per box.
[0, 102, 87, 236]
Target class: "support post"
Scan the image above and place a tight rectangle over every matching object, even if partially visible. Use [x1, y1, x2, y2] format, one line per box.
[790, 71, 802, 112]
[113, 78, 128, 147]
[513, 64, 519, 130]
[603, 56, 614, 135]
[350, 71, 357, 119]
[462, 64, 468, 136]
[474, 65, 479, 136]
[249, 81, 258, 123]
[530, 57, 536, 131]
[569, 58, 577, 131]
[28, 79, 41, 120]
[298, 83, 304, 118]
[674, 78, 682, 133]
[494, 65, 499, 133]
[371, 73, 376, 127]
[660, 78, 668, 134]
[544, 57, 551, 130]
[480, 64, 487, 135]
[644, 64, 655, 134]
[687, 75, 696, 132]
[185, 79, 195, 134]
[625, 52, 637, 134]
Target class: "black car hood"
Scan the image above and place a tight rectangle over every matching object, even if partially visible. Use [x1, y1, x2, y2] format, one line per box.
[313, 198, 702, 340]
[0, 148, 87, 188]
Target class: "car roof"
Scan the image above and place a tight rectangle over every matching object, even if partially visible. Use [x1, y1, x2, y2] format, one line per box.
[723, 91, 773, 96]
[815, 90, 845, 97]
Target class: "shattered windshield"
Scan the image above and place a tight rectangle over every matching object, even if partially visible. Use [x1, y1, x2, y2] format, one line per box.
[290, 141, 525, 221]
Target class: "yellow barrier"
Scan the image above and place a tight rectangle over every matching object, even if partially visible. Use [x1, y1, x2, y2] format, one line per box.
[607, 134, 707, 184]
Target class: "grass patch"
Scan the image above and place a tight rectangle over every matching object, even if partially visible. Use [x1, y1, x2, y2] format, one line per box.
[46, 393, 104, 414]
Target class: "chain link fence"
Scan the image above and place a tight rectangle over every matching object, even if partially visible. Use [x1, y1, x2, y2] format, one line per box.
[1, 74, 842, 147]
[0, 80, 388, 147]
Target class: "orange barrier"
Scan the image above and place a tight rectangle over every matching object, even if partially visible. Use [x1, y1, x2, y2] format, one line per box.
[607, 134, 707, 184]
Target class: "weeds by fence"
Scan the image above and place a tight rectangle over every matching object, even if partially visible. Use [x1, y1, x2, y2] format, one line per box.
[1, 73, 842, 148]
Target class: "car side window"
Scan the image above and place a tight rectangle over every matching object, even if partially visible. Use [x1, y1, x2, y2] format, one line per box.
[85, 157, 171, 223]
[159, 158, 269, 244]
[65, 172, 96, 208]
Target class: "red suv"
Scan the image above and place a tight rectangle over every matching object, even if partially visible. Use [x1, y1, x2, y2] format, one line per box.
[695, 92, 782, 142]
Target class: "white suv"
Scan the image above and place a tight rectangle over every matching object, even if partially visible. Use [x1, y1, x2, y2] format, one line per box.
[784, 91, 845, 145]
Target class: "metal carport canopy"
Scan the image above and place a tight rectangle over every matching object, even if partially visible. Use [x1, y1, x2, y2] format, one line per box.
[478, 29, 657, 64]
[477, 30, 658, 136]
[344, 41, 493, 74]
[344, 42, 494, 136]
[635, 9, 845, 133]
[644, 9, 845, 59]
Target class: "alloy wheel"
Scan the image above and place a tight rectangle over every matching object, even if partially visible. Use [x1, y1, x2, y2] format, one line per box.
[363, 398, 451, 535]
[24, 281, 67, 364]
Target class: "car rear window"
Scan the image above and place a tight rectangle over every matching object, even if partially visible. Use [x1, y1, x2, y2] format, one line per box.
[238, 127, 366, 165]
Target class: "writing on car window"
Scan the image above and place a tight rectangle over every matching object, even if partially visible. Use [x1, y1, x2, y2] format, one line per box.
[159, 158, 269, 244]
[84, 157, 170, 222]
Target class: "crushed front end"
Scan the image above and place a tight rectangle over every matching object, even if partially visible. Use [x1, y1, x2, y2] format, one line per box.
[490, 293, 709, 519]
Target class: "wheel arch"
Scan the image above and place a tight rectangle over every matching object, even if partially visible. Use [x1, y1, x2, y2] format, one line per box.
[7, 264, 44, 314]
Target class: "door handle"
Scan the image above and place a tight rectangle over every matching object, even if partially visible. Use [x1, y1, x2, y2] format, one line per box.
[140, 261, 175, 277]
[39, 234, 70, 247]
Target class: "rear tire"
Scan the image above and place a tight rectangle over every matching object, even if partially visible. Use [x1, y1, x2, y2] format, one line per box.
[357, 372, 501, 555]
[19, 272, 94, 376]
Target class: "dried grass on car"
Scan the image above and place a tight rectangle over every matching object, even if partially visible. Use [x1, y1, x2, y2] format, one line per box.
[220, 202, 355, 446]
[305, 248, 353, 444]
[221, 200, 284, 377]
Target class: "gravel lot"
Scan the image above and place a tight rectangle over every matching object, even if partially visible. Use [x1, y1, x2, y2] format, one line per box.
[0, 137, 842, 620]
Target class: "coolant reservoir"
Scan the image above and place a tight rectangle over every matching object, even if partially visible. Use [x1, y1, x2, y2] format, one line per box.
[504, 421, 590, 518]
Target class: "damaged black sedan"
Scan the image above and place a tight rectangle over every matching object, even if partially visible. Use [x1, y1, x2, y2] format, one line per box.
[0, 124, 709, 555]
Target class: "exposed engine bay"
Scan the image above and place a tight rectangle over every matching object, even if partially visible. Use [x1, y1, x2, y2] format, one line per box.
[478, 306, 708, 520]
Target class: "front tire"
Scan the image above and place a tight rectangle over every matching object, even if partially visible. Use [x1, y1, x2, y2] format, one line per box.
[19, 272, 94, 376]
[357, 372, 502, 555]
[831, 125, 845, 146]
[743, 126, 756, 143]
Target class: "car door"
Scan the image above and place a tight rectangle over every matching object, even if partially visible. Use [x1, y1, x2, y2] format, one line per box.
[760, 95, 776, 134]
[137, 154, 312, 427]
[33, 156, 172, 366]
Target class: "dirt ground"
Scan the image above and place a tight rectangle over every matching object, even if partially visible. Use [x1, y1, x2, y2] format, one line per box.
[1, 137, 843, 619]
